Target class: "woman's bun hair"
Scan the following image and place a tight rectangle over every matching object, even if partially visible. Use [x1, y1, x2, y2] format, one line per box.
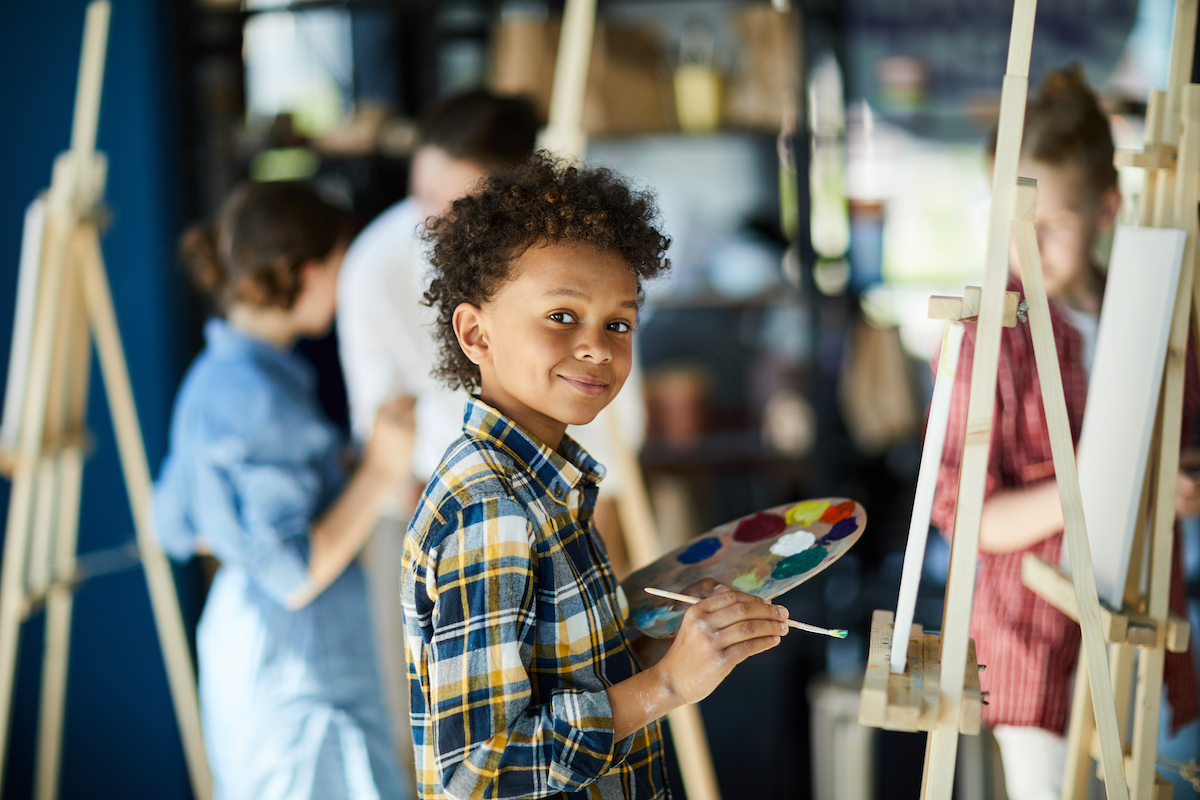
[179, 222, 224, 294]
[181, 181, 352, 312]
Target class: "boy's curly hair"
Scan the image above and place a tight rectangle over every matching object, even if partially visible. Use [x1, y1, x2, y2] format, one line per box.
[423, 151, 671, 393]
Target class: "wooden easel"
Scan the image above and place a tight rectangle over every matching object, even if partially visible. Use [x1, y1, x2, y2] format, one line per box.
[1018, 2, 1200, 797]
[539, 2, 723, 798]
[0, 4, 210, 798]
[860, 2, 1137, 798]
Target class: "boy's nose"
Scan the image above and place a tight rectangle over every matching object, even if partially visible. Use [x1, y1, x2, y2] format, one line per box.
[575, 326, 612, 363]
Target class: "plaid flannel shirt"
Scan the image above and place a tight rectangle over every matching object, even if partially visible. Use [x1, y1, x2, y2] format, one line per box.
[402, 397, 668, 800]
[932, 275, 1199, 734]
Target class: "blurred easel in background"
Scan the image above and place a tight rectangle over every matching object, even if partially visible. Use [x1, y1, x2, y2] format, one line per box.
[0, 3, 210, 798]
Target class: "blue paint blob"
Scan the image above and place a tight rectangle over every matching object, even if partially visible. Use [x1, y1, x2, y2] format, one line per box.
[631, 605, 682, 637]
[677, 536, 722, 564]
[633, 606, 676, 629]
[818, 516, 857, 545]
[771, 546, 828, 580]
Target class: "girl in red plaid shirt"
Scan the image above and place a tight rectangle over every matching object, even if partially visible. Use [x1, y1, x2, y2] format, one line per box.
[932, 66, 1200, 800]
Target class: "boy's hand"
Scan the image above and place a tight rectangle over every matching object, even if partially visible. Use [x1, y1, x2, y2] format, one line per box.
[653, 589, 786, 705]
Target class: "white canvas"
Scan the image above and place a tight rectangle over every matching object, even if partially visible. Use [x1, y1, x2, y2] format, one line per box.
[1, 198, 47, 450]
[1066, 225, 1186, 609]
[890, 320, 964, 673]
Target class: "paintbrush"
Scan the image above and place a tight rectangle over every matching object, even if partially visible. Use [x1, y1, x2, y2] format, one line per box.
[644, 587, 848, 639]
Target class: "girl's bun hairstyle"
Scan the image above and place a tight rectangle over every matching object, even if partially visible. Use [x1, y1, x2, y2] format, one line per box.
[180, 181, 352, 312]
[1024, 65, 1117, 198]
[987, 65, 1117, 200]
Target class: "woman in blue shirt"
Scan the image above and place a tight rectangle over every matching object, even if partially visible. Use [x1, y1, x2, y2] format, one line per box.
[154, 182, 412, 800]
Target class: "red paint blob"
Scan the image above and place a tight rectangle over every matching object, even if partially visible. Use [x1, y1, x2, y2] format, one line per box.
[733, 512, 787, 543]
[820, 501, 856, 524]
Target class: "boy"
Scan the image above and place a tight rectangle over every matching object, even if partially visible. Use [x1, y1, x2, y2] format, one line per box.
[341, 92, 643, 777]
[401, 154, 789, 800]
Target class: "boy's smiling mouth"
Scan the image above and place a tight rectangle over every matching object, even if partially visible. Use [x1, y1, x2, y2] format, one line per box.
[561, 374, 608, 397]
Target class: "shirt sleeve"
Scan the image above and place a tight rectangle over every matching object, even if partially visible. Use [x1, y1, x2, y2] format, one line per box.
[422, 497, 630, 799]
[186, 434, 321, 606]
[152, 451, 201, 561]
[337, 259, 410, 444]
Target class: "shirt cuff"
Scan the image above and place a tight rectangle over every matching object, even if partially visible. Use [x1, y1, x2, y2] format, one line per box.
[247, 533, 312, 606]
[546, 688, 630, 791]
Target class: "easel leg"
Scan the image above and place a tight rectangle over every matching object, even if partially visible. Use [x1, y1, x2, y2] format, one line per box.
[606, 408, 664, 572]
[1140, 91, 1166, 228]
[0, 194, 78, 788]
[665, 705, 723, 800]
[1014, 207, 1128, 799]
[1129, 646, 1167, 800]
[1062, 644, 1094, 800]
[75, 229, 212, 800]
[26, 452, 59, 599]
[920, 720, 938, 798]
[34, 261, 90, 800]
[25, 273, 78, 604]
[0, 478, 32, 789]
[1111, 643, 1136, 747]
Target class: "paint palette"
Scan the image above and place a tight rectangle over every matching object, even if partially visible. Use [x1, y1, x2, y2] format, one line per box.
[624, 498, 866, 638]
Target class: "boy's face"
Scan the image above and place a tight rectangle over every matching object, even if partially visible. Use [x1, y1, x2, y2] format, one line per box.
[454, 241, 639, 448]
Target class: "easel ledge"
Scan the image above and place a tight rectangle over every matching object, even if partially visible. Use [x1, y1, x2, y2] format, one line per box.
[860, 610, 982, 735]
[1021, 555, 1190, 652]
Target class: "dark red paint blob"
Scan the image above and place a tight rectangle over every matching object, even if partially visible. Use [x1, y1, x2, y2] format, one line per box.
[820, 501, 856, 524]
[733, 512, 787, 543]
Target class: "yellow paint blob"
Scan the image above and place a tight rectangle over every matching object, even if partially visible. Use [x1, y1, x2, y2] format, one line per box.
[786, 500, 829, 526]
[732, 572, 766, 592]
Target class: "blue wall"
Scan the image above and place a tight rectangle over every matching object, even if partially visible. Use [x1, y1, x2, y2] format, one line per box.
[0, 1, 196, 797]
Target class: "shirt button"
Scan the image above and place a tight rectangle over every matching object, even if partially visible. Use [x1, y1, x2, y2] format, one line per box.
[553, 485, 564, 499]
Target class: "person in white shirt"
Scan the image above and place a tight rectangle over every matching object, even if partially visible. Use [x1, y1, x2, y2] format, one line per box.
[337, 90, 645, 786]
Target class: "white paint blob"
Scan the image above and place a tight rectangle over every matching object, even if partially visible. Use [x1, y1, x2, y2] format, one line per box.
[769, 531, 816, 557]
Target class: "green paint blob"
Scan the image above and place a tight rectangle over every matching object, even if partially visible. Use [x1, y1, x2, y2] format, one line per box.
[771, 545, 828, 580]
[731, 572, 765, 592]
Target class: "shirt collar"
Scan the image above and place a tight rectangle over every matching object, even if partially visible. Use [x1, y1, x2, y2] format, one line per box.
[204, 318, 315, 394]
[462, 396, 606, 506]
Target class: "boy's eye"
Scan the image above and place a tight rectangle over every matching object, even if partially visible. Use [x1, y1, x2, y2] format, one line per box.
[549, 311, 577, 324]
[607, 321, 632, 333]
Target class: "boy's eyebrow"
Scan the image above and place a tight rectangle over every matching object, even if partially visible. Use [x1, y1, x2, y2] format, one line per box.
[544, 286, 639, 310]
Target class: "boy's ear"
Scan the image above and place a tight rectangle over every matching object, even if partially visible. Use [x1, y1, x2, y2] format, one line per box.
[453, 302, 489, 366]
